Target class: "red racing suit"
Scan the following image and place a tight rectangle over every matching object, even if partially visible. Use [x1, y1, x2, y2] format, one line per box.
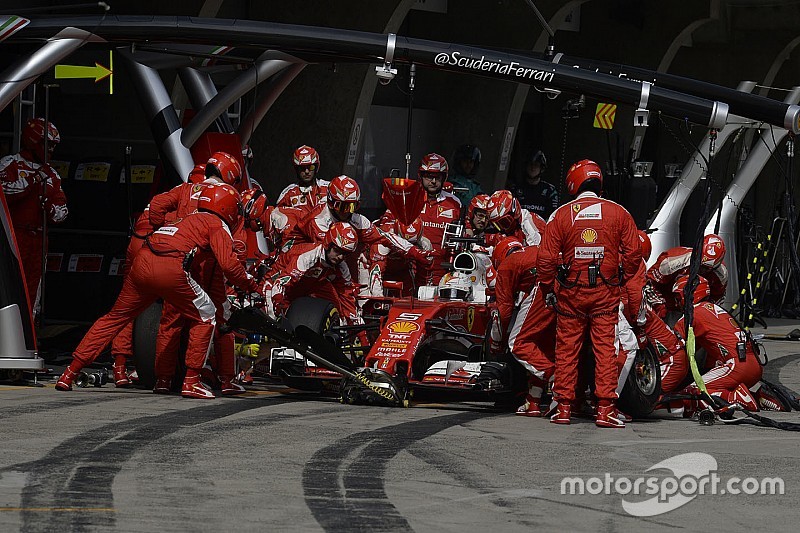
[674, 302, 763, 397]
[70, 212, 257, 373]
[485, 210, 547, 248]
[268, 242, 358, 323]
[537, 191, 642, 403]
[0, 151, 68, 309]
[647, 246, 728, 312]
[110, 209, 152, 360]
[148, 178, 248, 381]
[276, 179, 330, 215]
[501, 247, 556, 396]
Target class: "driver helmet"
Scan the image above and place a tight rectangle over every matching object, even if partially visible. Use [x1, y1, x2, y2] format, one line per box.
[198, 183, 242, 229]
[324, 221, 359, 252]
[438, 271, 474, 301]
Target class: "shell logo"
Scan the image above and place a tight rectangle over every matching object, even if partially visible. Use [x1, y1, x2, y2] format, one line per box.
[581, 228, 598, 244]
[388, 320, 420, 334]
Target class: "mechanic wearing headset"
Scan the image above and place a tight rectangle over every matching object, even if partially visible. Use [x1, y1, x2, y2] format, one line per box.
[56, 184, 258, 399]
[417, 153, 462, 284]
[672, 275, 762, 415]
[276, 145, 329, 215]
[267, 222, 360, 323]
[537, 159, 642, 428]
[0, 118, 68, 313]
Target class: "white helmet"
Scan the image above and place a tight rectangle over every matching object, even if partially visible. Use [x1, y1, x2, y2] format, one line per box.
[438, 271, 473, 301]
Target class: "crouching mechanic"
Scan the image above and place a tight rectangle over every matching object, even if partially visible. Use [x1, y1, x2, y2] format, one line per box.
[672, 275, 763, 414]
[293, 175, 432, 304]
[647, 234, 728, 315]
[537, 159, 642, 428]
[493, 237, 556, 417]
[267, 222, 360, 323]
[56, 184, 258, 399]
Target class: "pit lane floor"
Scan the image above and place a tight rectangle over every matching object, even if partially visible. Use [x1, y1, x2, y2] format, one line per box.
[1, 321, 799, 532]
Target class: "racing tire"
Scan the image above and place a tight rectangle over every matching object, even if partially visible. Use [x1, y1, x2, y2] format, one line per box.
[286, 297, 339, 335]
[618, 346, 662, 419]
[132, 301, 162, 390]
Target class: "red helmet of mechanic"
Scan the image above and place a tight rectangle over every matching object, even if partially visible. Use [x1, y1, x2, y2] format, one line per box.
[487, 190, 522, 233]
[198, 183, 242, 229]
[702, 234, 726, 268]
[672, 275, 711, 308]
[324, 221, 359, 253]
[327, 175, 361, 221]
[242, 188, 269, 232]
[22, 118, 60, 162]
[638, 230, 652, 262]
[468, 193, 490, 220]
[293, 145, 320, 168]
[565, 159, 603, 196]
[206, 151, 242, 186]
[491, 236, 524, 269]
[188, 164, 206, 184]
[418, 153, 449, 178]
[396, 217, 423, 244]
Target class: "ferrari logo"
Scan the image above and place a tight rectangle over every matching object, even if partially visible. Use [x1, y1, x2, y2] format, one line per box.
[572, 204, 582, 213]
[581, 228, 598, 244]
[467, 307, 475, 332]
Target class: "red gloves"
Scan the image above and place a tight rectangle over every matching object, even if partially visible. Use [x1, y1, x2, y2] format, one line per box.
[271, 292, 288, 315]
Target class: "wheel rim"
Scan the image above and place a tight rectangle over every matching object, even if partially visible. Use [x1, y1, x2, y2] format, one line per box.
[634, 351, 658, 395]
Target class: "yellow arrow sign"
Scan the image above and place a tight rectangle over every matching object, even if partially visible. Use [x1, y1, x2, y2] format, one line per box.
[54, 51, 114, 94]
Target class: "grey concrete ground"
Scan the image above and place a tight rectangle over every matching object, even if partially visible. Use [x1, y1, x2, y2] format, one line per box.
[1, 320, 799, 532]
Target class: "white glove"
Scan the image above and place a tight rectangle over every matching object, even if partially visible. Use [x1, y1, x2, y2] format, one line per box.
[50, 204, 68, 223]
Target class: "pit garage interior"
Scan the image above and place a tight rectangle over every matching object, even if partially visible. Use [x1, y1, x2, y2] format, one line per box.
[0, 1, 796, 371]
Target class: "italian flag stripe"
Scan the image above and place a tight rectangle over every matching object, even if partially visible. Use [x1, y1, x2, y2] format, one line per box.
[0, 16, 30, 42]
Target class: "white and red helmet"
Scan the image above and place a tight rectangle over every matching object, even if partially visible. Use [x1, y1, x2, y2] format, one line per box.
[327, 175, 361, 219]
[206, 151, 242, 186]
[198, 183, 242, 228]
[418, 153, 449, 178]
[565, 159, 602, 196]
[672, 275, 711, 308]
[242, 188, 269, 232]
[702, 234, 726, 268]
[468, 193, 490, 221]
[396, 217, 423, 244]
[293, 145, 320, 169]
[487, 190, 522, 233]
[324, 221, 359, 253]
[22, 118, 60, 162]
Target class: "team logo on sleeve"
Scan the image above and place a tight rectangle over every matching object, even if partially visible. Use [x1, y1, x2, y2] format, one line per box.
[572, 203, 582, 213]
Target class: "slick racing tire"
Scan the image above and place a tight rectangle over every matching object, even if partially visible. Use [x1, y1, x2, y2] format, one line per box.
[618, 346, 662, 419]
[133, 301, 162, 390]
[286, 297, 339, 335]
